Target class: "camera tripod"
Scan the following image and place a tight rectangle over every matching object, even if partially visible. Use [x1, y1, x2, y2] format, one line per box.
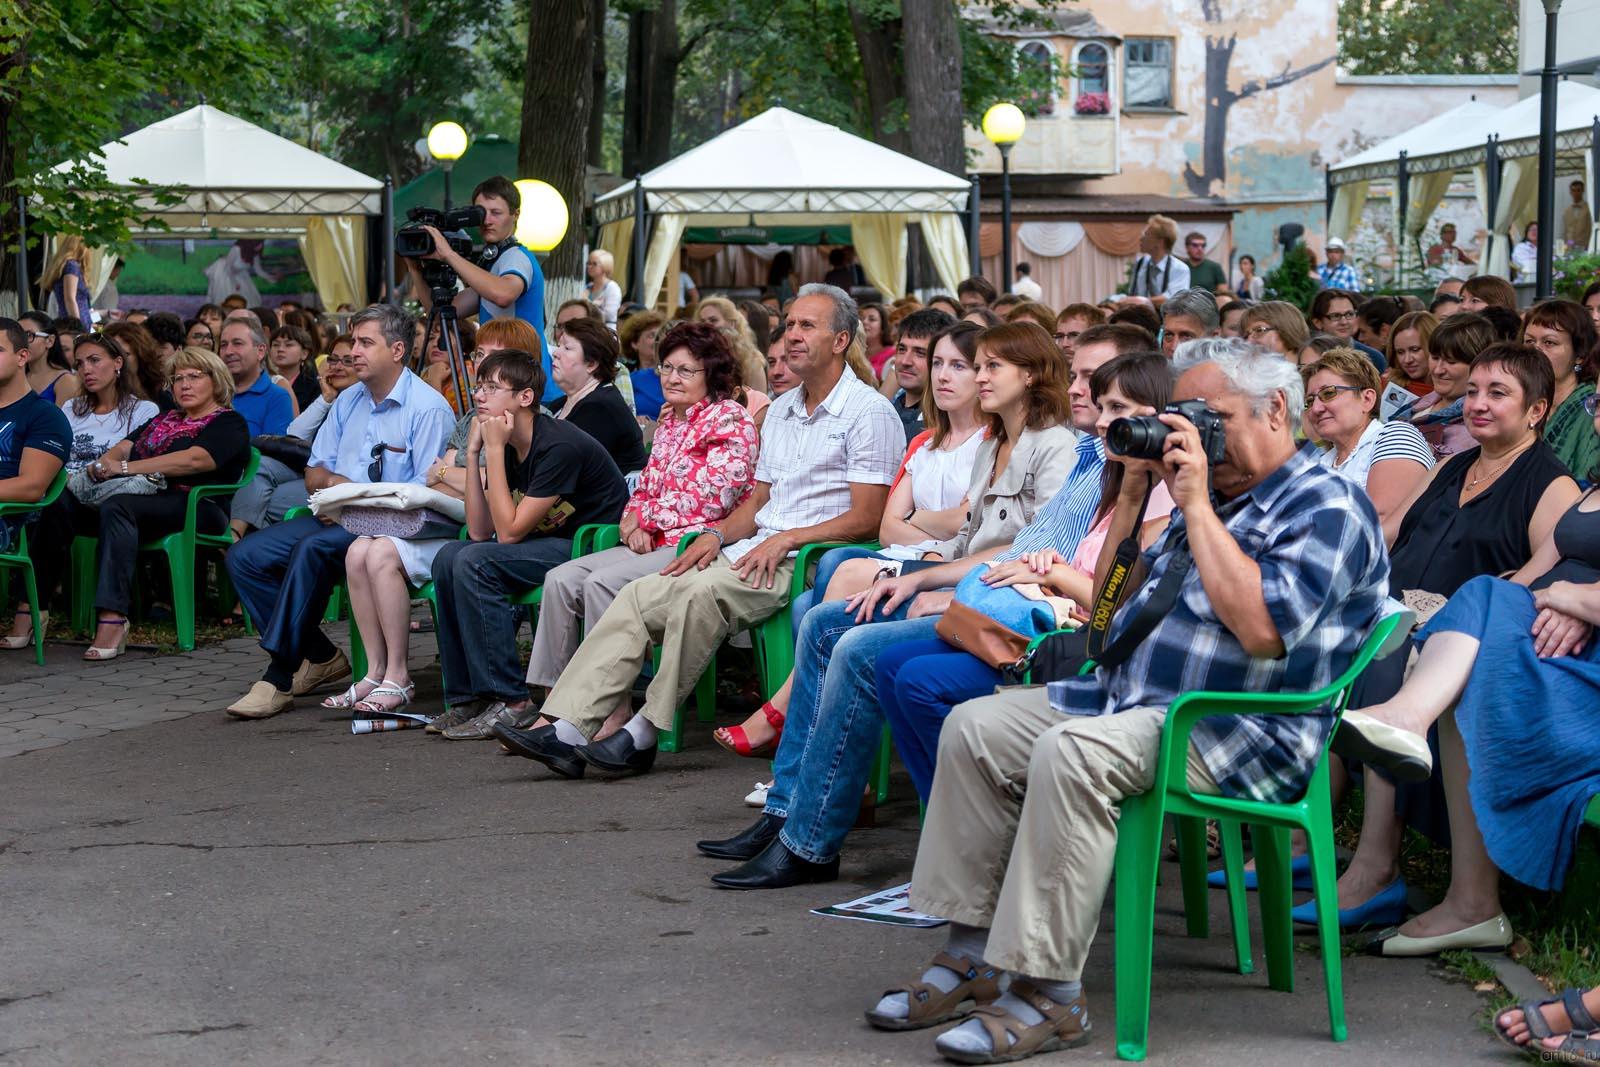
[420, 290, 474, 414]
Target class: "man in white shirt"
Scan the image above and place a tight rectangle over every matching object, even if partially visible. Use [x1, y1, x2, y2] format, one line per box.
[1127, 214, 1190, 307]
[1012, 263, 1044, 302]
[495, 283, 905, 777]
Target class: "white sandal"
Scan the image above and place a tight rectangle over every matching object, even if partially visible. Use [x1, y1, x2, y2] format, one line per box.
[83, 617, 129, 662]
[0, 608, 46, 650]
[351, 680, 416, 717]
[322, 676, 383, 710]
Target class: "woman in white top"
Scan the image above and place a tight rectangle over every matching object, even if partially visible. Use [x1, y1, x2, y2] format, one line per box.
[1510, 222, 1540, 278]
[58, 334, 159, 472]
[1301, 347, 1434, 524]
[585, 249, 622, 330]
[715, 320, 987, 756]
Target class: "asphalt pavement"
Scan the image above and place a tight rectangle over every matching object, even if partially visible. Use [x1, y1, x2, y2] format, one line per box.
[0, 628, 1513, 1065]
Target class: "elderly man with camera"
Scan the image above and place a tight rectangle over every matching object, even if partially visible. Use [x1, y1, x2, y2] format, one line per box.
[861, 339, 1391, 1064]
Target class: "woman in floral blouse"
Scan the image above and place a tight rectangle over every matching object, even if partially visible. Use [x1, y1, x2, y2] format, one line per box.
[525, 322, 758, 694]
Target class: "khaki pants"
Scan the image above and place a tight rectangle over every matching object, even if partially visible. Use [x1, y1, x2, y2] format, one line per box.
[539, 555, 793, 736]
[525, 545, 676, 688]
[908, 687, 1218, 982]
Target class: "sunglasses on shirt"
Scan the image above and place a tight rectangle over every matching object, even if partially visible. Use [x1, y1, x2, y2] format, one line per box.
[369, 442, 407, 482]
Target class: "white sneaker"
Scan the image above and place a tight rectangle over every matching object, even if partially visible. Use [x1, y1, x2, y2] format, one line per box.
[744, 780, 771, 807]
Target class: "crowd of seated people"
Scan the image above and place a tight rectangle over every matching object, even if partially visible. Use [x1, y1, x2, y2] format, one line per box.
[6, 249, 1600, 1065]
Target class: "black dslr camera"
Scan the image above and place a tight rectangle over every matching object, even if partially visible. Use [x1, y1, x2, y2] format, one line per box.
[396, 204, 486, 300]
[1105, 399, 1226, 467]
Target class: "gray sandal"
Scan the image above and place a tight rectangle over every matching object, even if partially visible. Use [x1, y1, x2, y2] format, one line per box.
[1496, 988, 1600, 1059]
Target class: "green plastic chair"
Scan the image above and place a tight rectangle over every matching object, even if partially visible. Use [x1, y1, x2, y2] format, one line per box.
[71, 449, 261, 651]
[0, 467, 69, 665]
[1110, 612, 1402, 1061]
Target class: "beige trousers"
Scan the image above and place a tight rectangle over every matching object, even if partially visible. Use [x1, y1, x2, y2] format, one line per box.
[908, 687, 1218, 982]
[538, 555, 793, 737]
[524, 544, 676, 688]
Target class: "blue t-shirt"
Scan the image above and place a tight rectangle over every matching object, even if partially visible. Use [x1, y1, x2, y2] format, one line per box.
[478, 242, 557, 402]
[53, 261, 93, 324]
[631, 368, 665, 418]
[230, 372, 295, 437]
[0, 391, 70, 548]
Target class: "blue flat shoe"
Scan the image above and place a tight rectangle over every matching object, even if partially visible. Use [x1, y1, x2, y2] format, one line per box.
[1207, 853, 1313, 891]
[1290, 876, 1408, 929]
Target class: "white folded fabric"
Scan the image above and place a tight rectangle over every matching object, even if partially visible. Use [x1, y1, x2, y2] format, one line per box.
[307, 480, 467, 523]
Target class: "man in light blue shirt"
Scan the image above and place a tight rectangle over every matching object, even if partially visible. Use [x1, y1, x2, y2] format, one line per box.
[224, 303, 456, 719]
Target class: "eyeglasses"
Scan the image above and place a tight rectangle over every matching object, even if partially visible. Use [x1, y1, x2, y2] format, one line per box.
[1309, 384, 1362, 405]
[324, 356, 355, 369]
[472, 382, 519, 397]
[1246, 324, 1276, 339]
[658, 363, 704, 380]
[1323, 311, 1358, 323]
[171, 372, 210, 385]
[1583, 393, 1600, 416]
[368, 442, 406, 482]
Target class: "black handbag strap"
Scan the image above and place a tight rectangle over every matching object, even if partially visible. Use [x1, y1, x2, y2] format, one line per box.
[1086, 475, 1156, 663]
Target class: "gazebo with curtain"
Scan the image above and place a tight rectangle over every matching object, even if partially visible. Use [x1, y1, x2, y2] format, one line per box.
[1328, 84, 1600, 279]
[593, 108, 972, 309]
[52, 105, 385, 310]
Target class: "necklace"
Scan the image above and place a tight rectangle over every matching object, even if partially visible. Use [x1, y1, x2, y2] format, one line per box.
[1464, 439, 1532, 493]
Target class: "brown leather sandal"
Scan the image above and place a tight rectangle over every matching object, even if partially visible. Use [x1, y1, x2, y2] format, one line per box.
[940, 979, 1091, 1064]
[865, 951, 1002, 1032]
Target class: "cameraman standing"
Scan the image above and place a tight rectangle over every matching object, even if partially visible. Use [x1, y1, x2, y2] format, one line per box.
[406, 175, 558, 403]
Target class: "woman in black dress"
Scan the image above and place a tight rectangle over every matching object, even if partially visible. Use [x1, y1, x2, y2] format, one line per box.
[548, 318, 647, 474]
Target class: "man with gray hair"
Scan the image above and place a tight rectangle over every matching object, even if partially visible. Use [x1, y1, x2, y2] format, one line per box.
[492, 283, 905, 778]
[217, 316, 294, 436]
[224, 303, 457, 719]
[1159, 288, 1220, 359]
[862, 336, 1390, 1063]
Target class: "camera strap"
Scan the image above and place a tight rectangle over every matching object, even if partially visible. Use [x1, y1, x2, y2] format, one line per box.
[1086, 474, 1156, 664]
[475, 237, 519, 269]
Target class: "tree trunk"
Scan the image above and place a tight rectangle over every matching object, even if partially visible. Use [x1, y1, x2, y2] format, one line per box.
[903, 0, 964, 173]
[847, 4, 909, 154]
[0, 28, 25, 304]
[621, 0, 678, 176]
[1183, 34, 1236, 197]
[520, 0, 595, 311]
[587, 0, 607, 170]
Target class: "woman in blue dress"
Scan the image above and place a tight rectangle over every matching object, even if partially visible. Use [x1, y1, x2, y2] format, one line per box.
[1339, 417, 1600, 959]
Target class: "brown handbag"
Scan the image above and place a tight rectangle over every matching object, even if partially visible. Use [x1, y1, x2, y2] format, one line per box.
[935, 599, 1034, 670]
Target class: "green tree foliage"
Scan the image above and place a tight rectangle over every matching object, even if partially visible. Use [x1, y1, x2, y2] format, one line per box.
[1263, 242, 1319, 311]
[1339, 0, 1517, 75]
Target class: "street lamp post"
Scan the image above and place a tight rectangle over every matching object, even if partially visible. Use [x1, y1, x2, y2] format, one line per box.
[426, 121, 469, 210]
[1536, 0, 1562, 299]
[983, 104, 1026, 293]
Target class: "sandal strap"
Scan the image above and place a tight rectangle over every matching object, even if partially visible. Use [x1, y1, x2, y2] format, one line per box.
[968, 980, 1090, 1058]
[1518, 998, 1561, 1042]
[761, 701, 786, 729]
[879, 953, 1001, 1027]
[1553, 1031, 1600, 1064]
[1566, 989, 1600, 1035]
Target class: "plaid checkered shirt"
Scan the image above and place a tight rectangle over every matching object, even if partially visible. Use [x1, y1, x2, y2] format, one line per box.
[1318, 262, 1361, 292]
[1048, 447, 1390, 803]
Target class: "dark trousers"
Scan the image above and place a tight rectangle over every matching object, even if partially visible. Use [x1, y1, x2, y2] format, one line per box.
[226, 515, 355, 675]
[432, 536, 572, 707]
[874, 638, 1004, 803]
[28, 490, 225, 616]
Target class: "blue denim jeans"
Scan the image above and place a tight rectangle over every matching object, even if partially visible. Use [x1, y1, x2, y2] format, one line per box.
[875, 638, 1004, 803]
[788, 546, 887, 631]
[765, 600, 940, 863]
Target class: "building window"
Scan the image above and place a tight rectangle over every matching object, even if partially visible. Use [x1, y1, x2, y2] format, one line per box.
[1123, 37, 1173, 110]
[1072, 42, 1110, 114]
[1016, 40, 1057, 116]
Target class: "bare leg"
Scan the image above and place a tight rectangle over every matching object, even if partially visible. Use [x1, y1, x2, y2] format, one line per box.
[714, 673, 792, 748]
[1501, 985, 1600, 1047]
[592, 699, 633, 740]
[1332, 771, 1403, 907]
[343, 538, 387, 683]
[1356, 631, 1480, 736]
[1390, 706, 1502, 936]
[8, 603, 31, 640]
[366, 538, 416, 689]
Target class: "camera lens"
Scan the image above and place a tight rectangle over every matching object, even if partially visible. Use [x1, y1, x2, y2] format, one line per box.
[1106, 416, 1170, 460]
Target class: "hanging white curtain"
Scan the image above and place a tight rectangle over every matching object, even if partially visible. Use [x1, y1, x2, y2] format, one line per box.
[848, 212, 908, 299]
[1015, 221, 1084, 258]
[1485, 158, 1537, 278]
[1405, 171, 1453, 243]
[298, 215, 366, 312]
[597, 218, 633, 298]
[1327, 181, 1368, 243]
[916, 212, 970, 293]
[639, 214, 688, 311]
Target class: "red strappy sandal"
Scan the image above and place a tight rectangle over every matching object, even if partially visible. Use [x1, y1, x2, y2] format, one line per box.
[714, 701, 786, 758]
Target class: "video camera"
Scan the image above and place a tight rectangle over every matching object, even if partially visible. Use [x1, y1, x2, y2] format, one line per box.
[1105, 399, 1226, 468]
[396, 204, 485, 302]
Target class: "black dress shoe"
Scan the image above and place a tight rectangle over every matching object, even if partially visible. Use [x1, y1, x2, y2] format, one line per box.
[711, 837, 840, 890]
[696, 812, 785, 860]
[492, 723, 585, 779]
[576, 729, 657, 775]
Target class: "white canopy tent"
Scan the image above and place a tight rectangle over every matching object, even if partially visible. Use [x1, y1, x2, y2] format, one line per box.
[593, 108, 972, 307]
[1328, 83, 1600, 277]
[49, 105, 385, 310]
